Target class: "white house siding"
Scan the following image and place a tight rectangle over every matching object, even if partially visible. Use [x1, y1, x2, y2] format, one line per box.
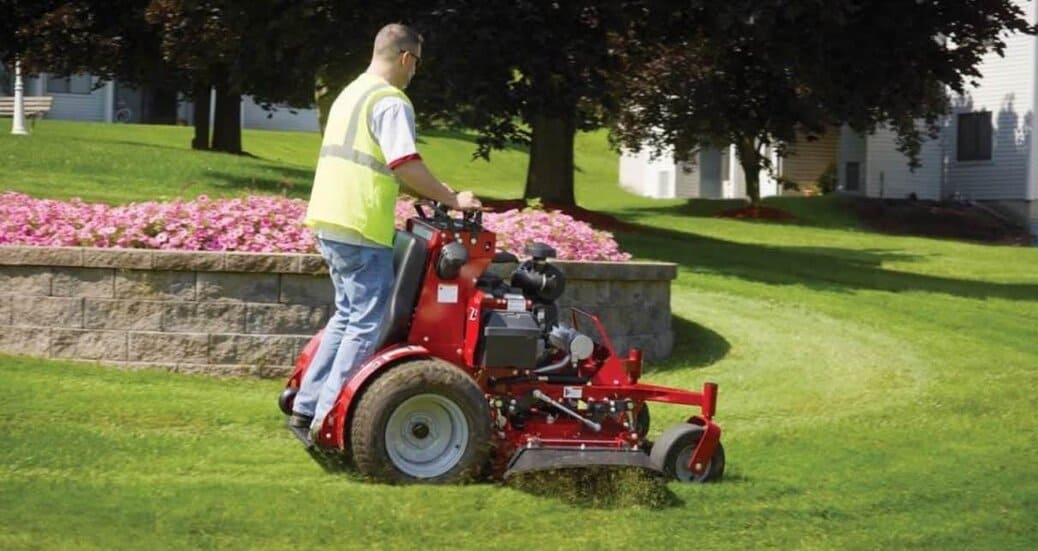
[863, 125, 943, 200]
[25, 74, 107, 122]
[945, 2, 1035, 201]
[782, 129, 838, 186]
[241, 96, 320, 132]
[674, 159, 700, 198]
[619, 148, 677, 199]
[837, 125, 867, 192]
[695, 148, 724, 198]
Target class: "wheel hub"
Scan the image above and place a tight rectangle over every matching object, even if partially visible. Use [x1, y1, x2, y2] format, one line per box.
[385, 394, 469, 478]
[411, 422, 430, 439]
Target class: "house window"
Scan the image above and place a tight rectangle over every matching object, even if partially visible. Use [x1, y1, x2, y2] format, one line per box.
[957, 111, 992, 161]
[46, 74, 93, 95]
[845, 162, 860, 191]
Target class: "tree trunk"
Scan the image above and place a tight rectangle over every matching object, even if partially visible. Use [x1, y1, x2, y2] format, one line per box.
[523, 110, 576, 205]
[735, 137, 764, 204]
[191, 82, 210, 150]
[211, 85, 242, 154]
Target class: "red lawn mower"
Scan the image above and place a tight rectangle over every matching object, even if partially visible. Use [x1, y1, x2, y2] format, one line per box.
[278, 203, 724, 483]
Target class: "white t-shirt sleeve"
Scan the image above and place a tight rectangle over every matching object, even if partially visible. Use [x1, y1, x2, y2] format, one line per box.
[369, 97, 421, 169]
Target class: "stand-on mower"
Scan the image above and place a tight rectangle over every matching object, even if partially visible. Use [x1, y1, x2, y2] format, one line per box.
[278, 203, 724, 483]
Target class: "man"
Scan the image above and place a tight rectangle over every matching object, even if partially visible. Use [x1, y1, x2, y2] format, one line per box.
[290, 23, 481, 433]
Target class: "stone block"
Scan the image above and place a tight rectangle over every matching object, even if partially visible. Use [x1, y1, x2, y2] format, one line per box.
[0, 296, 10, 325]
[562, 280, 611, 308]
[298, 254, 327, 274]
[609, 281, 651, 307]
[625, 331, 674, 362]
[551, 260, 677, 281]
[0, 266, 52, 295]
[52, 268, 115, 298]
[162, 302, 246, 333]
[0, 246, 82, 267]
[648, 307, 672, 336]
[245, 304, 328, 335]
[209, 334, 299, 366]
[597, 307, 633, 339]
[83, 248, 152, 269]
[84, 299, 164, 331]
[279, 274, 333, 305]
[50, 329, 128, 361]
[128, 332, 209, 364]
[11, 296, 83, 328]
[152, 250, 224, 271]
[223, 252, 298, 273]
[197, 272, 279, 303]
[115, 270, 196, 301]
[0, 326, 50, 356]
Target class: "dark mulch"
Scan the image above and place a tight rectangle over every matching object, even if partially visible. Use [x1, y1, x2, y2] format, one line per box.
[716, 205, 797, 221]
[851, 197, 1033, 245]
[481, 196, 1033, 245]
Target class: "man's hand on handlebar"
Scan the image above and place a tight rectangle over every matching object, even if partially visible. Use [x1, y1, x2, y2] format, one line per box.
[448, 190, 482, 211]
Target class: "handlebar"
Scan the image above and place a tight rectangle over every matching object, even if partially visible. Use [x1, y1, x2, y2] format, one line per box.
[413, 200, 484, 231]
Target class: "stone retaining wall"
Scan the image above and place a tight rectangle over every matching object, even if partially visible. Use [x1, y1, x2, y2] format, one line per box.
[0, 246, 676, 377]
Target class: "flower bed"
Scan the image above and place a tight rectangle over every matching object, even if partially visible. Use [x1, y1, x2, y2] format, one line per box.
[1, 192, 630, 262]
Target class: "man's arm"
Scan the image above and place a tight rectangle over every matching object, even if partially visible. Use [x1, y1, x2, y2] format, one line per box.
[371, 97, 481, 210]
[393, 160, 481, 210]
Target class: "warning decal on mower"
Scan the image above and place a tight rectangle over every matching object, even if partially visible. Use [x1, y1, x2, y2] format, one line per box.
[437, 284, 459, 303]
[563, 386, 583, 399]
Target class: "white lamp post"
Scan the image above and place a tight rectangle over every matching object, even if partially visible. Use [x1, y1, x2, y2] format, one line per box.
[11, 59, 29, 135]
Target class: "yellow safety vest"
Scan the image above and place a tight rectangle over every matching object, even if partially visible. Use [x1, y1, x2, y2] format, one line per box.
[305, 73, 412, 247]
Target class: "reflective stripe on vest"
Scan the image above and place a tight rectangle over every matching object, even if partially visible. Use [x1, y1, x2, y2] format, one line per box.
[318, 144, 394, 176]
[320, 80, 393, 175]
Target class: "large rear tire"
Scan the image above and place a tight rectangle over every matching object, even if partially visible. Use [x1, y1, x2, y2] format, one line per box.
[349, 359, 491, 483]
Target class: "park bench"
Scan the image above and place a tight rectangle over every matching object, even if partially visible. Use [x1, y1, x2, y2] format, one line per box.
[0, 96, 54, 128]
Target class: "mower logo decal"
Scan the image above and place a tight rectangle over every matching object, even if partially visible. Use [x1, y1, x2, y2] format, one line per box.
[437, 284, 459, 303]
[468, 307, 478, 321]
[563, 386, 583, 399]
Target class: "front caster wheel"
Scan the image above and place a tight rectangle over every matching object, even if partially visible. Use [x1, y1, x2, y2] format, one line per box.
[650, 423, 725, 482]
[278, 387, 297, 416]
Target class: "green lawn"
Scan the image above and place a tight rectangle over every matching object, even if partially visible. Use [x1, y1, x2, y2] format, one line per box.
[2, 121, 1038, 549]
[0, 119, 662, 211]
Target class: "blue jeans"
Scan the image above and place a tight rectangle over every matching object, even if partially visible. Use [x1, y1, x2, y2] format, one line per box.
[293, 238, 394, 430]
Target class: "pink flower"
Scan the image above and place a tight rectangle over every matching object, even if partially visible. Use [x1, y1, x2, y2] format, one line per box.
[0, 192, 630, 261]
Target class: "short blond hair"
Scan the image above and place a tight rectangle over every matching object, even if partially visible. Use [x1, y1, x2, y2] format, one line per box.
[373, 23, 423, 61]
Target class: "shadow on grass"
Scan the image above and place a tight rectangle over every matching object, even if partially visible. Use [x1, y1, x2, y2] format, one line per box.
[505, 468, 684, 510]
[620, 195, 861, 231]
[648, 316, 731, 374]
[619, 227, 1038, 302]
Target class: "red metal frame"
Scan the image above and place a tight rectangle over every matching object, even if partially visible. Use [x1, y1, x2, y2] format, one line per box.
[283, 212, 723, 478]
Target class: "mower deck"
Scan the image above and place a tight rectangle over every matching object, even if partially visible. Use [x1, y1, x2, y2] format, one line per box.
[504, 447, 660, 479]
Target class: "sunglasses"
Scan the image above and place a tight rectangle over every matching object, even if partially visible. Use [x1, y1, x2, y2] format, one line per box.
[400, 49, 421, 66]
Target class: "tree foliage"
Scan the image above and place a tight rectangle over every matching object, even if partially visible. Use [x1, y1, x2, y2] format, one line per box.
[611, 0, 1035, 202]
[3, 0, 344, 153]
[399, 1, 648, 204]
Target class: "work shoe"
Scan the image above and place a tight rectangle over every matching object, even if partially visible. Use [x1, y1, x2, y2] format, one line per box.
[288, 412, 314, 428]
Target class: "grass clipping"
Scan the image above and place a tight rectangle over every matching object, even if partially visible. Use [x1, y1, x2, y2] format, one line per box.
[506, 466, 679, 509]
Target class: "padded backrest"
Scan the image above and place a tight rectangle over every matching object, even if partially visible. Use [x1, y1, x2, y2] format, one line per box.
[374, 230, 429, 351]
